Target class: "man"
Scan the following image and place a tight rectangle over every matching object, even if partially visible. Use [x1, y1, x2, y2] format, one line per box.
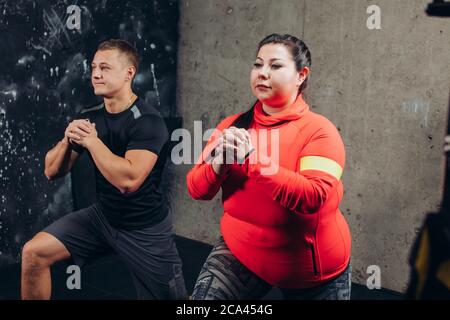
[21, 39, 187, 300]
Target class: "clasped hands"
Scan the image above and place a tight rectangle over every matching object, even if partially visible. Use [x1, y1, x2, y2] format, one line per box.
[64, 119, 98, 149]
[210, 126, 255, 175]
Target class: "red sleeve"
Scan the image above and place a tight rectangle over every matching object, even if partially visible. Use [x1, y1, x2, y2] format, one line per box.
[186, 114, 241, 200]
[246, 116, 345, 214]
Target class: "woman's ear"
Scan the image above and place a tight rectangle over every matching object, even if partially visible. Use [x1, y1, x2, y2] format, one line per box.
[297, 66, 310, 86]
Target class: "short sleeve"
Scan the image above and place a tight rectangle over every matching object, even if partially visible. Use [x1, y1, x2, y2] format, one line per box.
[126, 114, 169, 155]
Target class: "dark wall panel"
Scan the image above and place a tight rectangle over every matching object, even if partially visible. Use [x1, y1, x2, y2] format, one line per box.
[0, 0, 179, 268]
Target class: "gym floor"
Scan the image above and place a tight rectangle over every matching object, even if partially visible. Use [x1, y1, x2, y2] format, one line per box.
[0, 236, 404, 300]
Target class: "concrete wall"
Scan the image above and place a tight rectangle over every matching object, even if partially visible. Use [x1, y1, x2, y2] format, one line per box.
[173, 0, 450, 292]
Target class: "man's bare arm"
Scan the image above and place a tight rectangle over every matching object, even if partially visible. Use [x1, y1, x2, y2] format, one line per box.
[44, 138, 79, 180]
[44, 119, 91, 180]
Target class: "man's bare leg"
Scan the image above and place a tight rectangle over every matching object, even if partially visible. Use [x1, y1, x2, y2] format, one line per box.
[21, 232, 71, 300]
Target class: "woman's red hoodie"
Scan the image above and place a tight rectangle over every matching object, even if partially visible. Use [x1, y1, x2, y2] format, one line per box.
[187, 94, 351, 288]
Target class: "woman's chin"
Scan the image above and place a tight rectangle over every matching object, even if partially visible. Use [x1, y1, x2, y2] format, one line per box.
[254, 92, 273, 103]
[260, 96, 279, 106]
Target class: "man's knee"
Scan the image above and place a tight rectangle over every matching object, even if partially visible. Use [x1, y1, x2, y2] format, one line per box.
[22, 240, 50, 271]
[22, 233, 68, 270]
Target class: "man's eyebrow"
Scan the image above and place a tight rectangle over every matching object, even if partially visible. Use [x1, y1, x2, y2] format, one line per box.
[91, 62, 111, 66]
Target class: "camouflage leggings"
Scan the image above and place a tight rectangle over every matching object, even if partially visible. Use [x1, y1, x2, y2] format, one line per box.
[192, 236, 351, 300]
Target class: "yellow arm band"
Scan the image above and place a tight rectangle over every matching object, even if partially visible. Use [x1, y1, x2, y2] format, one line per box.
[300, 156, 343, 180]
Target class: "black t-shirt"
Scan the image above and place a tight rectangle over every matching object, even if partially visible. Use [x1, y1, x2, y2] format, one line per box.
[71, 97, 169, 229]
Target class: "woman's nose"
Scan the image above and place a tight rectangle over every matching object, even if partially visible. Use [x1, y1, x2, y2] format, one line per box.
[258, 67, 269, 79]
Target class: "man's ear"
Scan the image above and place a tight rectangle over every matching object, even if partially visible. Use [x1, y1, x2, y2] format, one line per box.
[127, 66, 136, 81]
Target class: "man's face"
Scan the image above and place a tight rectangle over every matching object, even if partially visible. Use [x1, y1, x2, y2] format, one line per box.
[91, 49, 132, 97]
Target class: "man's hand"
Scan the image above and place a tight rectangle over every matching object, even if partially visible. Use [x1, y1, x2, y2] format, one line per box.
[66, 120, 98, 148]
[65, 119, 92, 145]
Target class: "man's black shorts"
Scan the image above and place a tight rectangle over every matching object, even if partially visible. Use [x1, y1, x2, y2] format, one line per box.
[43, 203, 187, 300]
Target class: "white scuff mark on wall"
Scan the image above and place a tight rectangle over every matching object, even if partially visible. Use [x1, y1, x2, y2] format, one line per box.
[320, 86, 335, 97]
[30, 76, 40, 91]
[32, 44, 52, 56]
[17, 55, 35, 66]
[43, 8, 73, 48]
[136, 21, 143, 39]
[50, 66, 60, 77]
[0, 90, 17, 101]
[83, 59, 88, 76]
[150, 63, 161, 107]
[401, 99, 431, 128]
[0, 84, 18, 101]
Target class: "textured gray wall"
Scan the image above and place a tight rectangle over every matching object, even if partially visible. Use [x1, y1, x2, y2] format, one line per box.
[173, 0, 450, 292]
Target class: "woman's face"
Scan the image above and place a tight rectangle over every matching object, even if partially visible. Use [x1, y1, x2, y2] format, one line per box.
[250, 44, 304, 109]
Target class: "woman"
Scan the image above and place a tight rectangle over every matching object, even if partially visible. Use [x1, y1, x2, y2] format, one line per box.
[187, 33, 351, 300]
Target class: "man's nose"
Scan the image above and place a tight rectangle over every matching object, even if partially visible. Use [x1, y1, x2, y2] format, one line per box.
[92, 68, 101, 79]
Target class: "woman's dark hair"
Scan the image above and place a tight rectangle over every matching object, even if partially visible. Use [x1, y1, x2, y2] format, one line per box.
[257, 33, 311, 94]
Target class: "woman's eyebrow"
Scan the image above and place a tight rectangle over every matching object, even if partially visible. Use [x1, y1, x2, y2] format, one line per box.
[255, 57, 284, 62]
